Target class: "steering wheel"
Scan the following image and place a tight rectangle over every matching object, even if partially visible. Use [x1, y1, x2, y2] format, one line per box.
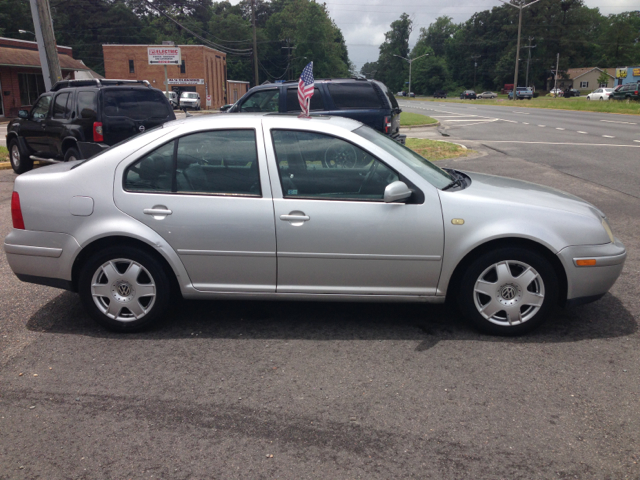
[323, 142, 358, 169]
[358, 160, 379, 194]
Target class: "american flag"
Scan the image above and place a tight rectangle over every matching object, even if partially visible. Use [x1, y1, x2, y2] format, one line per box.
[298, 61, 314, 117]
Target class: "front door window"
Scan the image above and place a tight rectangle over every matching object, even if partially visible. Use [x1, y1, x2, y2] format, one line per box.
[30, 95, 52, 120]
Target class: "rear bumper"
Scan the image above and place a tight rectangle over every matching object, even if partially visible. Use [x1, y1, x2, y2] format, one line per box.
[4, 229, 81, 289]
[557, 240, 626, 305]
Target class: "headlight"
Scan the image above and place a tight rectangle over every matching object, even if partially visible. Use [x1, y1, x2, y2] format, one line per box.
[602, 218, 615, 243]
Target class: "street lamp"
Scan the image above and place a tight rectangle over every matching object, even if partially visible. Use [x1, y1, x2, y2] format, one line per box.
[499, 0, 542, 100]
[19, 29, 36, 41]
[394, 53, 429, 97]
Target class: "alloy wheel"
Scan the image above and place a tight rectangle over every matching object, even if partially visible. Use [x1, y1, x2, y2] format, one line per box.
[472, 260, 545, 327]
[90, 258, 157, 322]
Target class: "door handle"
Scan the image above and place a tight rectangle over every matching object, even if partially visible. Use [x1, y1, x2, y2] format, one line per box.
[280, 214, 309, 222]
[144, 207, 172, 216]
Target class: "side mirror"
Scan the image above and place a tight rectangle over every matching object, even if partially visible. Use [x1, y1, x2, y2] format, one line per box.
[383, 181, 412, 203]
[18, 110, 29, 119]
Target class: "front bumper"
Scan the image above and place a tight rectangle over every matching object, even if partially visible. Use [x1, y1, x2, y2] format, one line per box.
[4, 229, 81, 291]
[557, 239, 626, 305]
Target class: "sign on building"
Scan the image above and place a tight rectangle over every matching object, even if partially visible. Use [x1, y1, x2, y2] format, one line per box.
[633, 68, 640, 77]
[616, 68, 627, 79]
[167, 78, 205, 85]
[148, 47, 181, 65]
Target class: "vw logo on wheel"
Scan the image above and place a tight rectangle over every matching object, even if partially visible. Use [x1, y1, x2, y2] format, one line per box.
[138, 125, 146, 133]
[117, 283, 131, 297]
[501, 285, 517, 300]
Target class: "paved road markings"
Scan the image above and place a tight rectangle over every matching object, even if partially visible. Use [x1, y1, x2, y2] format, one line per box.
[513, 111, 530, 114]
[538, 125, 546, 127]
[499, 119, 518, 123]
[602, 135, 615, 138]
[522, 122, 529, 125]
[478, 140, 640, 148]
[601, 120, 637, 125]
[556, 128, 565, 130]
[577, 131, 588, 134]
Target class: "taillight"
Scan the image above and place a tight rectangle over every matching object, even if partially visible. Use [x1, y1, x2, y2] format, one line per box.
[384, 116, 391, 134]
[635, 91, 638, 95]
[11, 191, 25, 230]
[93, 122, 104, 142]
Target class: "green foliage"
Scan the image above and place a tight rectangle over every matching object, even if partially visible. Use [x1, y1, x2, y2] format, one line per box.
[376, 13, 413, 92]
[1, 0, 350, 84]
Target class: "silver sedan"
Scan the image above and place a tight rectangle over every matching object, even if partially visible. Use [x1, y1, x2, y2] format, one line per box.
[5, 114, 626, 335]
[477, 91, 497, 99]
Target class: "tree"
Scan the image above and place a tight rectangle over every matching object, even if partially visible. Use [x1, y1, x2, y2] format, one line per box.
[415, 16, 458, 58]
[596, 68, 611, 87]
[375, 13, 412, 92]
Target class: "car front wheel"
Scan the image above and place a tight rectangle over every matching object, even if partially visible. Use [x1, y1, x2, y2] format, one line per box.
[9, 139, 33, 174]
[458, 247, 558, 335]
[79, 246, 172, 332]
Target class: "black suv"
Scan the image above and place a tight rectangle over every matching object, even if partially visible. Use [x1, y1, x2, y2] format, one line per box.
[433, 90, 447, 98]
[226, 78, 404, 143]
[7, 79, 175, 174]
[460, 90, 477, 99]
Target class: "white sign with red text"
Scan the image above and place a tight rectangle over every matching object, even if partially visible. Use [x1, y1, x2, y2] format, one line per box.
[148, 47, 181, 65]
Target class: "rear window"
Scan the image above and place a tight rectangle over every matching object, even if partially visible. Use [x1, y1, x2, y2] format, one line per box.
[77, 91, 97, 119]
[327, 83, 384, 109]
[103, 89, 171, 119]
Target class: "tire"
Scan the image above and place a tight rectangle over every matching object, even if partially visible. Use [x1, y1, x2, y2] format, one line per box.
[64, 146, 81, 162]
[8, 139, 33, 174]
[458, 247, 558, 336]
[78, 246, 172, 332]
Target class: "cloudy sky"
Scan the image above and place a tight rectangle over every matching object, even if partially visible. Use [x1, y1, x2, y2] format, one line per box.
[318, 0, 639, 69]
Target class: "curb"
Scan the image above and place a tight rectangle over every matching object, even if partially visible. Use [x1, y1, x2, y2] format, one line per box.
[0, 162, 13, 170]
[400, 122, 440, 130]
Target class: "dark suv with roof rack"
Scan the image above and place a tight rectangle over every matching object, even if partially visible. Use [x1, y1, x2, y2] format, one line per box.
[6, 79, 175, 174]
[226, 78, 405, 143]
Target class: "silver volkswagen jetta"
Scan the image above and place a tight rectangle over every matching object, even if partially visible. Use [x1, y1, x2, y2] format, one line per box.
[5, 114, 626, 334]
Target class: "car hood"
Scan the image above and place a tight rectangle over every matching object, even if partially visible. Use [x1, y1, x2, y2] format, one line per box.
[458, 171, 603, 219]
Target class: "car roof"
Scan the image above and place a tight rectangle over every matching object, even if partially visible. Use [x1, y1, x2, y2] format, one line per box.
[165, 112, 364, 131]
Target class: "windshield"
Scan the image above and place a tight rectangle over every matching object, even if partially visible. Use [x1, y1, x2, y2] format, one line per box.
[353, 126, 453, 189]
[182, 93, 198, 99]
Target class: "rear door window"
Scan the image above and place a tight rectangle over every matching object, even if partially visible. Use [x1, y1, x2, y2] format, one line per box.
[53, 92, 70, 119]
[327, 83, 383, 109]
[103, 89, 171, 119]
[286, 87, 324, 112]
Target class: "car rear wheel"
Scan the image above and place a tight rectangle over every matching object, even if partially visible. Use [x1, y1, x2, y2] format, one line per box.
[9, 139, 33, 174]
[79, 246, 171, 332]
[458, 247, 558, 336]
[64, 146, 81, 162]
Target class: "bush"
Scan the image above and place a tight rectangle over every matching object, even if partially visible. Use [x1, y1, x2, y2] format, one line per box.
[533, 92, 540, 98]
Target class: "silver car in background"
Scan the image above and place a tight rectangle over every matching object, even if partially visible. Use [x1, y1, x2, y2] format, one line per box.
[5, 114, 626, 334]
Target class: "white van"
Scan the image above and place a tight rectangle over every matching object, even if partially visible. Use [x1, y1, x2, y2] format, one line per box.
[179, 91, 201, 110]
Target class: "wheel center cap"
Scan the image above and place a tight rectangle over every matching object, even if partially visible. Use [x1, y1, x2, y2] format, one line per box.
[112, 281, 135, 302]
[498, 284, 521, 305]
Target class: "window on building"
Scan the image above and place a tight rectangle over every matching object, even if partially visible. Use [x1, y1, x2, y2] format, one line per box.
[580, 81, 589, 88]
[129, 60, 135, 74]
[18, 73, 46, 106]
[180, 60, 186, 74]
[599, 83, 608, 88]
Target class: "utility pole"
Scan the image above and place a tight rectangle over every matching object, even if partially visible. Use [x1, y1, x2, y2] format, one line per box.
[281, 40, 295, 81]
[522, 37, 536, 88]
[251, 0, 258, 86]
[470, 55, 481, 91]
[394, 53, 428, 97]
[553, 53, 559, 98]
[499, 0, 542, 100]
[29, 0, 62, 91]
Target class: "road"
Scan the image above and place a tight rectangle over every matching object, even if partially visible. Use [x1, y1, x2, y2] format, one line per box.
[0, 107, 639, 478]
[399, 100, 640, 198]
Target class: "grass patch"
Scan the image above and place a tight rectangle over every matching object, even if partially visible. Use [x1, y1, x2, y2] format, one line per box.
[406, 138, 470, 161]
[0, 146, 8, 163]
[400, 112, 438, 126]
[406, 95, 640, 115]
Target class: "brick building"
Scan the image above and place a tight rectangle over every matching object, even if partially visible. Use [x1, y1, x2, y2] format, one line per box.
[0, 37, 89, 118]
[227, 80, 250, 103]
[103, 44, 229, 109]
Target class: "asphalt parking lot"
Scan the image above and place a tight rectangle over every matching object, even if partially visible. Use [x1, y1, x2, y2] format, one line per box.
[0, 113, 639, 478]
